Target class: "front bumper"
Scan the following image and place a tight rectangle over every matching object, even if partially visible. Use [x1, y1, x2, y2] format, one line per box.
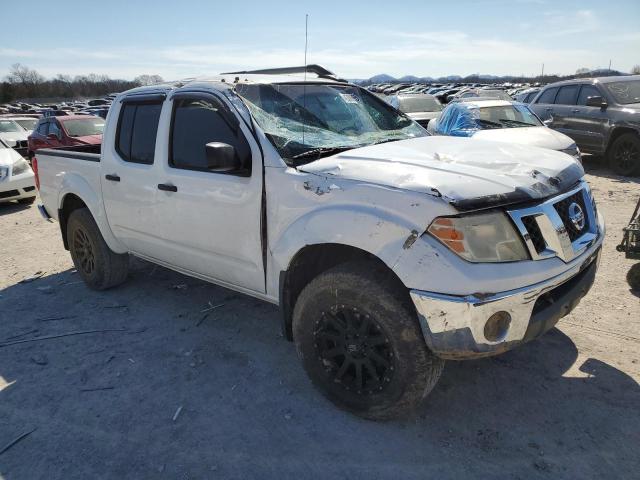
[410, 246, 601, 360]
[0, 173, 36, 203]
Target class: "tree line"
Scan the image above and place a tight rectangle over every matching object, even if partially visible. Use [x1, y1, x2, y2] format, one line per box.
[0, 64, 164, 103]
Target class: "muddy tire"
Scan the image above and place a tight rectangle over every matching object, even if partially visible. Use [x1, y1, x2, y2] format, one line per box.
[608, 133, 640, 176]
[18, 197, 36, 205]
[67, 208, 129, 290]
[292, 262, 444, 420]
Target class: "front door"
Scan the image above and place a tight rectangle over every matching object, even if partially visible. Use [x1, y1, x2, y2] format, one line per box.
[155, 92, 265, 293]
[567, 84, 609, 153]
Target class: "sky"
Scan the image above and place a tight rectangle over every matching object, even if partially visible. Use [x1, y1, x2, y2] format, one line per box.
[1, 0, 638, 81]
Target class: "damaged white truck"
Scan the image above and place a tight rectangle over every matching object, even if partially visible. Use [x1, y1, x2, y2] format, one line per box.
[34, 66, 604, 419]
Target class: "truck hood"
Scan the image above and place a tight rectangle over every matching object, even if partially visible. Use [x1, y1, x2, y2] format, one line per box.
[299, 136, 584, 211]
[471, 126, 574, 151]
[0, 131, 29, 144]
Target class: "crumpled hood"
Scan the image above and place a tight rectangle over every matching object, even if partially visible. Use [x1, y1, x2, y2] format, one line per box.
[0, 147, 23, 166]
[299, 136, 584, 210]
[472, 126, 574, 151]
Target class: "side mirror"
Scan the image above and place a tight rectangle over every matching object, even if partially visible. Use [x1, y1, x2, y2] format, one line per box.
[543, 118, 553, 127]
[586, 96, 607, 109]
[205, 142, 244, 173]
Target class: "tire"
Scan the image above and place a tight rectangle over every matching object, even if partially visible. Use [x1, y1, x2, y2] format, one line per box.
[607, 133, 640, 176]
[18, 196, 36, 205]
[292, 262, 444, 420]
[67, 208, 129, 290]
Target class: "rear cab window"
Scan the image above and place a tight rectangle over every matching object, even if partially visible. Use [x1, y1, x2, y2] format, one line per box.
[115, 100, 163, 164]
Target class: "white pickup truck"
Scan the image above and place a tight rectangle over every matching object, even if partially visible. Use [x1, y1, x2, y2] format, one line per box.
[35, 66, 604, 419]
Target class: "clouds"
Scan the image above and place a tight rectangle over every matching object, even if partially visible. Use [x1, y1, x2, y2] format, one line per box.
[0, 13, 636, 80]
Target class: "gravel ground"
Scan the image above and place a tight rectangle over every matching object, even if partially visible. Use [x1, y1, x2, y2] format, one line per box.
[1, 158, 639, 480]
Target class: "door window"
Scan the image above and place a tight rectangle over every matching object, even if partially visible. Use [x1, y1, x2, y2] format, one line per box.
[115, 102, 162, 164]
[536, 87, 558, 104]
[554, 85, 579, 105]
[577, 85, 601, 106]
[170, 97, 251, 174]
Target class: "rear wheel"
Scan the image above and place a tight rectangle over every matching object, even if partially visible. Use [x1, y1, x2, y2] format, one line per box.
[293, 262, 444, 420]
[608, 133, 640, 176]
[67, 208, 129, 290]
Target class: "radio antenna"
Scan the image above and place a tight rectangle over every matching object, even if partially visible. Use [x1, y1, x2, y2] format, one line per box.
[302, 14, 309, 145]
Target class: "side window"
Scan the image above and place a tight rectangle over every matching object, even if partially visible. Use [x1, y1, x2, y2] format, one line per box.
[554, 85, 579, 105]
[37, 121, 48, 135]
[170, 97, 251, 174]
[49, 120, 61, 138]
[577, 85, 601, 106]
[115, 101, 162, 164]
[536, 87, 558, 104]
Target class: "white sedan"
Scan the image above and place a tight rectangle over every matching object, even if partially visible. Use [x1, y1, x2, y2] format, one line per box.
[0, 139, 36, 204]
[427, 99, 581, 162]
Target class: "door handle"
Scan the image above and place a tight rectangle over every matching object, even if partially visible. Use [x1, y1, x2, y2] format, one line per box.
[571, 109, 580, 113]
[545, 107, 553, 111]
[158, 183, 178, 192]
[105, 174, 120, 182]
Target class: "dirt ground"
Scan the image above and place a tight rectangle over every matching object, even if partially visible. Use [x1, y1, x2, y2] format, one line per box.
[1, 158, 639, 480]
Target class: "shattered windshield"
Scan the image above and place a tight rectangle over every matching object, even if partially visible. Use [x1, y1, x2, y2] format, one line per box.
[235, 83, 426, 165]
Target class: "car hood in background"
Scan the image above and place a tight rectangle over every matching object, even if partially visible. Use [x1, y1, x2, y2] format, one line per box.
[472, 126, 574, 150]
[0, 147, 24, 166]
[407, 111, 441, 121]
[299, 136, 584, 211]
[0, 131, 29, 144]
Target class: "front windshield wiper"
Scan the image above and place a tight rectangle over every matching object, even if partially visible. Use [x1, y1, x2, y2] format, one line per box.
[291, 146, 358, 161]
[498, 119, 536, 127]
[477, 119, 503, 129]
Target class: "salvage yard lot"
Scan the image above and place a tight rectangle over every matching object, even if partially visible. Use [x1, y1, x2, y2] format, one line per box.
[1, 160, 639, 480]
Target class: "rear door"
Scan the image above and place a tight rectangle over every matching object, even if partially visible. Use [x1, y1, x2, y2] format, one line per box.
[568, 84, 609, 153]
[155, 91, 265, 293]
[101, 94, 165, 257]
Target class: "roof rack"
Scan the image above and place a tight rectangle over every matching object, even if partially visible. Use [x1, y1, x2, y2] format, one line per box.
[221, 65, 347, 82]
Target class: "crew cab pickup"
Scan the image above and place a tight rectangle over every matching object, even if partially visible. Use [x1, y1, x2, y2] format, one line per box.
[34, 65, 605, 419]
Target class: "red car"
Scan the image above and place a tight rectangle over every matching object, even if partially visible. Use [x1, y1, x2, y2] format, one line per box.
[28, 115, 104, 158]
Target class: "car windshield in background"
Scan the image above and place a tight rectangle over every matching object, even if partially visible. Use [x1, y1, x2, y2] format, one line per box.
[235, 83, 425, 164]
[603, 80, 640, 105]
[0, 119, 24, 133]
[398, 96, 442, 113]
[61, 118, 105, 137]
[14, 118, 38, 131]
[474, 105, 542, 129]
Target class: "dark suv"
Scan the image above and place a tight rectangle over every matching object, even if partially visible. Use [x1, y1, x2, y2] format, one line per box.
[530, 75, 640, 175]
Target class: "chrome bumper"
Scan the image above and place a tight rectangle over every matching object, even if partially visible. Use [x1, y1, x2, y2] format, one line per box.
[410, 245, 601, 360]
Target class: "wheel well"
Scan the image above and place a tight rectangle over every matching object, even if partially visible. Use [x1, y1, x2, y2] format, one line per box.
[279, 243, 409, 341]
[59, 194, 88, 250]
[606, 127, 639, 152]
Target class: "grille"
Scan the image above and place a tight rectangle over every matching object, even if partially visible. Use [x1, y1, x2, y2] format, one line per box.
[522, 216, 546, 253]
[0, 189, 19, 199]
[17, 140, 28, 148]
[554, 191, 589, 241]
[24, 186, 36, 192]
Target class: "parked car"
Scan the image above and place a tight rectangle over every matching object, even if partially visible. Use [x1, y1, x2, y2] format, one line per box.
[530, 75, 640, 175]
[427, 100, 581, 161]
[34, 66, 603, 420]
[452, 88, 513, 102]
[0, 138, 36, 204]
[387, 93, 443, 127]
[514, 87, 541, 103]
[0, 118, 30, 157]
[28, 115, 104, 158]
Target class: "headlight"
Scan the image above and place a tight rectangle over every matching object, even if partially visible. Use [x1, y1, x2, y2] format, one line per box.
[428, 211, 529, 262]
[560, 143, 581, 163]
[0, 166, 8, 180]
[11, 158, 31, 176]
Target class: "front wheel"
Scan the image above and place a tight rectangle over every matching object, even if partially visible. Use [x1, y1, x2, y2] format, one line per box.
[608, 133, 640, 176]
[67, 208, 129, 290]
[293, 262, 444, 420]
